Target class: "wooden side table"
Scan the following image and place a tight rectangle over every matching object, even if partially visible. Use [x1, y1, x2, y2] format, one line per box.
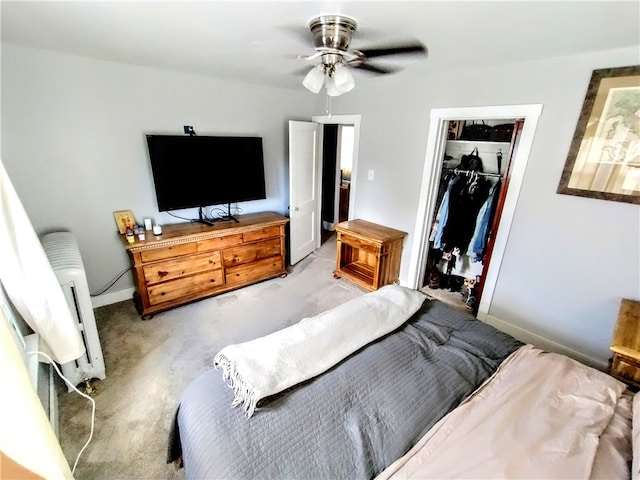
[333, 219, 407, 291]
[609, 298, 640, 388]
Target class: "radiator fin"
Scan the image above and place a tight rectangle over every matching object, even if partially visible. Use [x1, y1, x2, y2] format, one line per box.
[41, 232, 106, 390]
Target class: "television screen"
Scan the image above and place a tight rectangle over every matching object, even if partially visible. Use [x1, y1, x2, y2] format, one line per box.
[146, 135, 266, 212]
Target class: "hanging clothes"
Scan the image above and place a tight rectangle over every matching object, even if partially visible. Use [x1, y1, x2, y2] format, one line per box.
[467, 179, 502, 263]
[439, 172, 491, 253]
[434, 167, 455, 215]
[432, 175, 459, 249]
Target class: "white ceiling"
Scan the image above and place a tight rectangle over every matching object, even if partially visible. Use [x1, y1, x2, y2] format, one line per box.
[2, 1, 639, 90]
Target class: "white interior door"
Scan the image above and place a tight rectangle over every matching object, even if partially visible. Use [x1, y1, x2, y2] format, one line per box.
[289, 120, 320, 265]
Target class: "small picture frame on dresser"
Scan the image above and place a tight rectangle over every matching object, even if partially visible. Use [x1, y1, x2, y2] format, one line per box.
[113, 210, 136, 234]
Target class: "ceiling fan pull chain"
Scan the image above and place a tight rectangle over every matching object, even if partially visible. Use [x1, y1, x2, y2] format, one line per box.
[325, 92, 332, 117]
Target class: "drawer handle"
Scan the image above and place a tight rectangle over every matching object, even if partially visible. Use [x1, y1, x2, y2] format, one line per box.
[158, 271, 169, 278]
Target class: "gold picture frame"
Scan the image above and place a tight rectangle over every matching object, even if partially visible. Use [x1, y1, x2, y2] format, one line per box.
[557, 65, 640, 204]
[113, 210, 136, 234]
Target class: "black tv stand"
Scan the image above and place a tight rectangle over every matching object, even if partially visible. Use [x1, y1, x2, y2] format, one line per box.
[196, 207, 215, 226]
[196, 218, 215, 226]
[215, 203, 239, 223]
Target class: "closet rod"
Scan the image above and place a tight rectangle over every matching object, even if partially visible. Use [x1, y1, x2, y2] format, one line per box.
[445, 168, 503, 178]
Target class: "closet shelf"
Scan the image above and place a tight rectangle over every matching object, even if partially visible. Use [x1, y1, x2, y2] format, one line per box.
[448, 139, 511, 145]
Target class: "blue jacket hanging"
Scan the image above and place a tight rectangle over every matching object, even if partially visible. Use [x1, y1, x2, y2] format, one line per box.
[467, 179, 502, 262]
[433, 176, 458, 249]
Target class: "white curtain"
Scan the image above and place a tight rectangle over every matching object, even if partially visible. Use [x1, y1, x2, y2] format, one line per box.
[0, 158, 84, 363]
[0, 308, 75, 479]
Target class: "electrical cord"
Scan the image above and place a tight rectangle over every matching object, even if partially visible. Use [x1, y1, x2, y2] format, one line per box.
[167, 211, 194, 222]
[166, 204, 245, 224]
[209, 204, 242, 221]
[26, 351, 96, 475]
[90, 267, 132, 297]
[209, 207, 228, 220]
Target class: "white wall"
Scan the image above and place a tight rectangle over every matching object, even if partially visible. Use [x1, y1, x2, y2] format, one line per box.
[2, 41, 639, 366]
[330, 46, 639, 365]
[1, 44, 313, 300]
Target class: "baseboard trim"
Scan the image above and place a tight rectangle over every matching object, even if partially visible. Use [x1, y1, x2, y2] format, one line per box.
[91, 287, 135, 308]
[481, 314, 607, 370]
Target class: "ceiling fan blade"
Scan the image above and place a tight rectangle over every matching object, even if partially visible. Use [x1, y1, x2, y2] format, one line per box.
[356, 43, 427, 59]
[350, 63, 397, 75]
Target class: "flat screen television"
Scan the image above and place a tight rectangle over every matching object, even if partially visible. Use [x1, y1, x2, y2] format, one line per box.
[146, 134, 266, 212]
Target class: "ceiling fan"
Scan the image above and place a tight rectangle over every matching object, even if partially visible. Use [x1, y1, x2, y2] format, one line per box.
[297, 14, 427, 96]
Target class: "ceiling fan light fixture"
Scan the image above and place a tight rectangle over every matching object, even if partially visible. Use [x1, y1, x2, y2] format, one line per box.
[332, 63, 355, 94]
[303, 65, 325, 94]
[325, 76, 342, 97]
[299, 13, 426, 96]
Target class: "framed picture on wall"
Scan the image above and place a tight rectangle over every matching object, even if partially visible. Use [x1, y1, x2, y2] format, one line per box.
[557, 65, 640, 204]
[113, 210, 136, 234]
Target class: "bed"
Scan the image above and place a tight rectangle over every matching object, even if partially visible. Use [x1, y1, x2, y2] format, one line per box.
[167, 286, 635, 479]
[377, 344, 634, 479]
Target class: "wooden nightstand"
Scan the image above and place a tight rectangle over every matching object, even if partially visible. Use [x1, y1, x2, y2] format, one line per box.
[609, 298, 640, 388]
[333, 219, 407, 291]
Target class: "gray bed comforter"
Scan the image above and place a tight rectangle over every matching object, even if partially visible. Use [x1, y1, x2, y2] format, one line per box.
[167, 299, 522, 479]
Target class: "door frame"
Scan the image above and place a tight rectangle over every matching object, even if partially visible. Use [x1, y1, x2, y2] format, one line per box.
[333, 125, 356, 225]
[407, 104, 542, 321]
[312, 114, 362, 238]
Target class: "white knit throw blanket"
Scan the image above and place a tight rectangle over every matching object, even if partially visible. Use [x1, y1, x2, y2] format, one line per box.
[214, 284, 426, 417]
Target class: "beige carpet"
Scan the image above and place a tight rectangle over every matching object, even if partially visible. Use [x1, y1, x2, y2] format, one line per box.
[58, 235, 365, 480]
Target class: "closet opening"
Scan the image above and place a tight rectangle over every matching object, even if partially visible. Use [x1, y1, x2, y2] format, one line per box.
[407, 104, 542, 322]
[421, 118, 523, 315]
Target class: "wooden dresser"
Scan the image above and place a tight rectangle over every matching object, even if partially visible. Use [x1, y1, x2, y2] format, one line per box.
[121, 212, 288, 318]
[333, 219, 407, 291]
[609, 298, 640, 388]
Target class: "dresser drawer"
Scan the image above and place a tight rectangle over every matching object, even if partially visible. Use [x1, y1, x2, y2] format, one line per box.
[141, 242, 197, 263]
[222, 238, 281, 266]
[225, 256, 284, 286]
[142, 251, 221, 285]
[243, 226, 281, 243]
[197, 234, 244, 252]
[147, 269, 224, 306]
[337, 232, 381, 254]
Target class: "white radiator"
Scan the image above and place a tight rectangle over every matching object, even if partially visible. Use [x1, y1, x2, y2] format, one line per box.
[41, 232, 106, 390]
